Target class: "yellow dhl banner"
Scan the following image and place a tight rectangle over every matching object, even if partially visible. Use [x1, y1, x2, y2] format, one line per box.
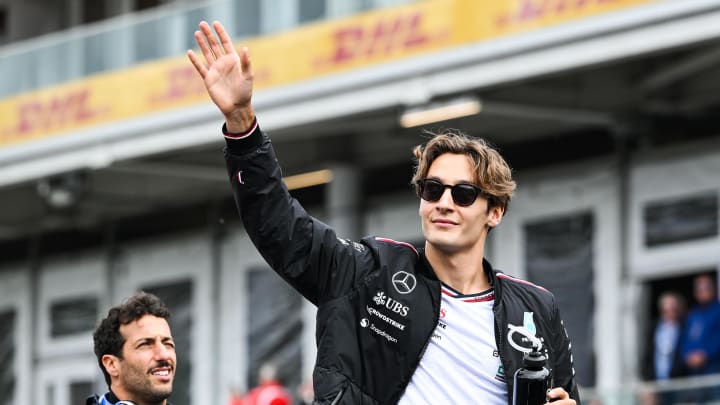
[0, 0, 656, 147]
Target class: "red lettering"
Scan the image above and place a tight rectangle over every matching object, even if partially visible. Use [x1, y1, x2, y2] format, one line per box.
[16, 102, 42, 133]
[331, 27, 363, 64]
[402, 12, 428, 48]
[496, 0, 621, 28]
[325, 12, 430, 66]
[364, 16, 402, 57]
[518, 0, 545, 22]
[11, 88, 102, 136]
[150, 66, 206, 104]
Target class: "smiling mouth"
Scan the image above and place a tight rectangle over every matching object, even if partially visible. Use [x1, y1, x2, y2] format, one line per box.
[150, 367, 173, 378]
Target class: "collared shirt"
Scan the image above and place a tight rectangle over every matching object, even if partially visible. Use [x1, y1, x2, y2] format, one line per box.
[399, 285, 506, 405]
[654, 320, 680, 380]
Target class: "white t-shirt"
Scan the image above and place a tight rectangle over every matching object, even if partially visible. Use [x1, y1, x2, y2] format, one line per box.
[398, 284, 507, 405]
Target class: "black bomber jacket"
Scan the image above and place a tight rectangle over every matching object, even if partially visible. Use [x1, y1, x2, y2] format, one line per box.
[224, 122, 581, 405]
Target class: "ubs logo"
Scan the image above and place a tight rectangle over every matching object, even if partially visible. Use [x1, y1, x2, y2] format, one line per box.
[373, 290, 409, 317]
[392, 271, 416, 294]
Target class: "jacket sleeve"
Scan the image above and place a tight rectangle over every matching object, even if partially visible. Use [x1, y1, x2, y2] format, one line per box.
[704, 307, 720, 360]
[223, 124, 375, 306]
[549, 297, 581, 403]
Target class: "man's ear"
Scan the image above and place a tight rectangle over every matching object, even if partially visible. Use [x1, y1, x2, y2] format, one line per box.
[488, 205, 504, 228]
[102, 354, 121, 378]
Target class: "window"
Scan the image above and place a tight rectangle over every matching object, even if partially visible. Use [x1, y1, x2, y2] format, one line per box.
[50, 296, 98, 337]
[246, 268, 303, 390]
[644, 192, 718, 247]
[300, 0, 326, 23]
[0, 310, 15, 405]
[0, 7, 7, 40]
[525, 212, 595, 386]
[69, 381, 93, 404]
[82, 0, 106, 24]
[144, 280, 193, 405]
[234, 0, 261, 38]
[135, 0, 162, 11]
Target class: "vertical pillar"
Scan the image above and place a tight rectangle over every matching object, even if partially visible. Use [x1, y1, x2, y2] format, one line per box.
[66, 0, 83, 26]
[104, 0, 133, 16]
[208, 202, 224, 405]
[614, 130, 635, 403]
[325, 164, 361, 241]
[299, 163, 360, 380]
[28, 233, 41, 405]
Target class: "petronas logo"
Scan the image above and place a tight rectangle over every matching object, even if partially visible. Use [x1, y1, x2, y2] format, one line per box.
[523, 312, 536, 335]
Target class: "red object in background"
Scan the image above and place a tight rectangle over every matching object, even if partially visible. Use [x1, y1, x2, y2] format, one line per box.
[242, 380, 292, 405]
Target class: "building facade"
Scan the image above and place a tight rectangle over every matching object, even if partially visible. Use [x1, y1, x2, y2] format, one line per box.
[1, 1, 720, 404]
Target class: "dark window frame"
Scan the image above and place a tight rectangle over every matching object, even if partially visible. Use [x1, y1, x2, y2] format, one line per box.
[49, 296, 99, 338]
[644, 191, 719, 248]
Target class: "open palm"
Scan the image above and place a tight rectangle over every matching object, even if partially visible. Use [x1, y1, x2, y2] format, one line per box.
[188, 21, 253, 118]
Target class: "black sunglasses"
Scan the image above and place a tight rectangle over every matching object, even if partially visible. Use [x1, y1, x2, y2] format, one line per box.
[415, 178, 484, 207]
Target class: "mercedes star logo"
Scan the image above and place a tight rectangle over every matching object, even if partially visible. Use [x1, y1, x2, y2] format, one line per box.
[391, 271, 417, 294]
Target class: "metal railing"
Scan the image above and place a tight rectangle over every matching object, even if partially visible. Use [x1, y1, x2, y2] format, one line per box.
[582, 374, 720, 405]
[0, 0, 415, 99]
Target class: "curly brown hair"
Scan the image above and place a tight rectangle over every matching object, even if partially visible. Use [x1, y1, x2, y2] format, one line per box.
[411, 129, 516, 214]
[93, 291, 171, 386]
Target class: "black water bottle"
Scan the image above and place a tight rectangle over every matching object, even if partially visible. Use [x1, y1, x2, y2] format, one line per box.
[512, 348, 552, 405]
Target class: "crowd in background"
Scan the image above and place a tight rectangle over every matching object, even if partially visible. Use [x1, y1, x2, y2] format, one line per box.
[643, 273, 720, 405]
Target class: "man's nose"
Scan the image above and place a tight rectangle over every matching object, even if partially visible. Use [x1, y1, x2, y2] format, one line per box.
[437, 187, 454, 207]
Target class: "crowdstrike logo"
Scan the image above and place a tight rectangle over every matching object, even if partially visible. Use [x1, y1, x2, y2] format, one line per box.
[391, 271, 416, 294]
[366, 306, 406, 331]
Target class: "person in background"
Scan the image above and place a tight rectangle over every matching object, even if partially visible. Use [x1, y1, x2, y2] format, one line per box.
[226, 387, 244, 405]
[87, 291, 176, 405]
[643, 291, 687, 404]
[242, 363, 292, 405]
[679, 273, 720, 403]
[296, 376, 314, 405]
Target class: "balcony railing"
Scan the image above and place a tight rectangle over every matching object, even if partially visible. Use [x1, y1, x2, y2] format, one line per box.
[0, 0, 414, 99]
[582, 374, 720, 405]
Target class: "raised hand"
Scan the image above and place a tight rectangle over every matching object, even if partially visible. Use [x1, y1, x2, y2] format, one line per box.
[187, 21, 255, 132]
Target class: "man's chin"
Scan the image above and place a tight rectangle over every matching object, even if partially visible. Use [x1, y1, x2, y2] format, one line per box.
[146, 386, 173, 402]
[426, 236, 461, 253]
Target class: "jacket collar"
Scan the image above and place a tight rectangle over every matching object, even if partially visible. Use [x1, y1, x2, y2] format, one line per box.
[105, 390, 121, 403]
[101, 390, 172, 405]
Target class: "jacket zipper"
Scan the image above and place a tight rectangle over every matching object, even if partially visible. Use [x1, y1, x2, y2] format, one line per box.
[394, 281, 440, 402]
[493, 275, 515, 405]
[329, 386, 345, 405]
